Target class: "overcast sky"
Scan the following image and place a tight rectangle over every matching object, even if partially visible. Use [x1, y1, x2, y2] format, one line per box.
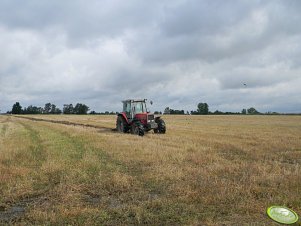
[0, 0, 301, 113]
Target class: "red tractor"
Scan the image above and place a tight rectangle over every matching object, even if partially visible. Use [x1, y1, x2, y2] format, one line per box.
[116, 99, 166, 136]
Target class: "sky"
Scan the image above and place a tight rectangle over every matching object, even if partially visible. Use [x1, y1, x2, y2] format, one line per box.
[0, 0, 301, 113]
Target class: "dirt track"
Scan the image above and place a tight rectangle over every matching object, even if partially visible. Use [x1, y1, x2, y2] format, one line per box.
[12, 115, 115, 132]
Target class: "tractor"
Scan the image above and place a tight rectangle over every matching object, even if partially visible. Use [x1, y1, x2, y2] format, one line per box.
[116, 99, 166, 136]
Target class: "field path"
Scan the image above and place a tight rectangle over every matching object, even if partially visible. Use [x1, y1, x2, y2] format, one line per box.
[12, 115, 114, 132]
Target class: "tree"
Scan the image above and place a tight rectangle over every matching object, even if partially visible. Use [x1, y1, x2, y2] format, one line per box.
[42, 103, 61, 114]
[170, 109, 185, 115]
[73, 103, 89, 114]
[241, 109, 247, 114]
[50, 104, 56, 114]
[163, 107, 184, 115]
[197, 103, 209, 115]
[63, 104, 74, 114]
[22, 105, 43, 114]
[37, 107, 44, 114]
[49, 104, 61, 114]
[44, 103, 52, 114]
[164, 107, 170, 114]
[12, 102, 22, 114]
[247, 107, 260, 115]
[213, 110, 223, 115]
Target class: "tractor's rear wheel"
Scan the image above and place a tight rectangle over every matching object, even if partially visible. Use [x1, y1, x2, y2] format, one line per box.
[116, 116, 128, 133]
[131, 121, 144, 136]
[154, 118, 166, 134]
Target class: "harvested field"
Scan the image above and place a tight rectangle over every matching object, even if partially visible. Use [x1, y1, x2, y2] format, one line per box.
[0, 115, 300, 225]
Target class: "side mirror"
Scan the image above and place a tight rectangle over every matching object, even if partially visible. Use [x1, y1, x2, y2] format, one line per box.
[150, 100, 153, 105]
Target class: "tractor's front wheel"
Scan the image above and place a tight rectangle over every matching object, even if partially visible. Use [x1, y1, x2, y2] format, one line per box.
[116, 115, 128, 133]
[131, 121, 144, 136]
[154, 118, 166, 134]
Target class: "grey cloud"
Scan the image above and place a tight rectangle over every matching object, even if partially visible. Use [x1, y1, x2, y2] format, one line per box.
[160, 0, 254, 37]
[0, 0, 165, 43]
[128, 1, 301, 64]
[0, 1, 301, 113]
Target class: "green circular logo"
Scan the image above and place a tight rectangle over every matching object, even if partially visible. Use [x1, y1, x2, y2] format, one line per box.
[267, 206, 299, 224]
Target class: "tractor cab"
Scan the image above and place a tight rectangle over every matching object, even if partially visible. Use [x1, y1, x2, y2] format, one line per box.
[116, 99, 166, 136]
[122, 99, 148, 120]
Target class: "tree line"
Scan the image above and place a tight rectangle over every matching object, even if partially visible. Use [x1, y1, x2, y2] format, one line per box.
[164, 103, 263, 115]
[4, 101, 281, 116]
[8, 102, 90, 115]
[89, 111, 116, 115]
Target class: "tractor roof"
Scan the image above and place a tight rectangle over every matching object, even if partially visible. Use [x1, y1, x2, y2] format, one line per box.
[122, 99, 147, 103]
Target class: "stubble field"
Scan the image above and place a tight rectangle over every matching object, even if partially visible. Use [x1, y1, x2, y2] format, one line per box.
[0, 115, 300, 225]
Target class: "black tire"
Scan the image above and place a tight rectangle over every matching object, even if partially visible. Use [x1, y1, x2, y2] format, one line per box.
[155, 118, 166, 134]
[116, 115, 128, 133]
[131, 121, 145, 136]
